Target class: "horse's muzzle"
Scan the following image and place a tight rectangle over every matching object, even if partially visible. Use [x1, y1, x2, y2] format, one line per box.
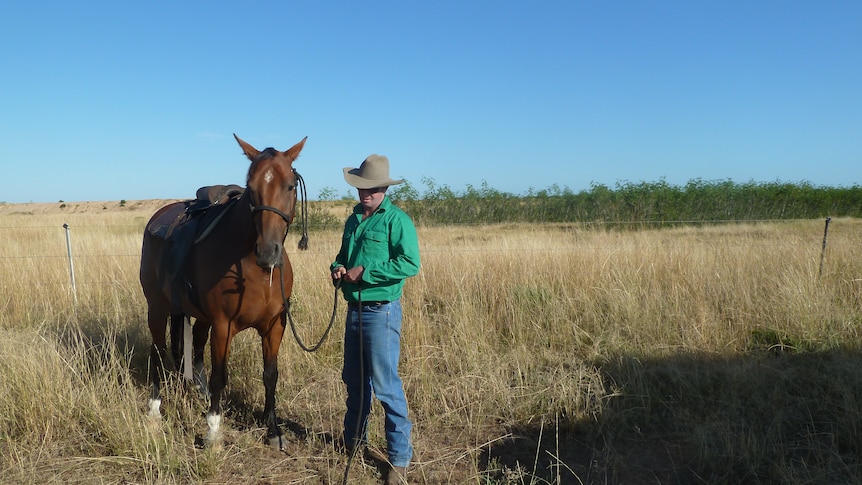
[255, 241, 284, 269]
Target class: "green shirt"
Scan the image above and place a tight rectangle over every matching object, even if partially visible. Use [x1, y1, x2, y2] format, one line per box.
[331, 196, 420, 303]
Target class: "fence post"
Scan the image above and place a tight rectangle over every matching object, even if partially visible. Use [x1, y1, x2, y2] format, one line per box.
[63, 223, 78, 304]
[819, 217, 831, 277]
[183, 317, 193, 381]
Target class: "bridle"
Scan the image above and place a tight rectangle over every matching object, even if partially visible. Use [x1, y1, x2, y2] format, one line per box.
[247, 168, 310, 251]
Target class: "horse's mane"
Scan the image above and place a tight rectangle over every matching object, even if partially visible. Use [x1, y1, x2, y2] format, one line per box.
[254, 148, 278, 162]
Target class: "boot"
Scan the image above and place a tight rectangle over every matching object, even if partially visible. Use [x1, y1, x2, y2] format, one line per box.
[385, 465, 407, 484]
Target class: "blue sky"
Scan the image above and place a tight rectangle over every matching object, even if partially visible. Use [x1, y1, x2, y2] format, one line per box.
[1, 1, 859, 203]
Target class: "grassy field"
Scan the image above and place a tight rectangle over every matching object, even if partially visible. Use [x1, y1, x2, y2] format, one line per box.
[1, 201, 861, 484]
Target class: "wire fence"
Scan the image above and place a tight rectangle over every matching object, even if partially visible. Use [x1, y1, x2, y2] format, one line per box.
[0, 218, 843, 298]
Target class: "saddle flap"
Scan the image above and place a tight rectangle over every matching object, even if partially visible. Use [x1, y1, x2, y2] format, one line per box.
[146, 202, 188, 240]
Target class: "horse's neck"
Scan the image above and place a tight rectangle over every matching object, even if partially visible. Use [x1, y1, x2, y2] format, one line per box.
[226, 190, 256, 244]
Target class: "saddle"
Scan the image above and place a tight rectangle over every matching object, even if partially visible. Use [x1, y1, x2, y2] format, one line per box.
[147, 184, 245, 310]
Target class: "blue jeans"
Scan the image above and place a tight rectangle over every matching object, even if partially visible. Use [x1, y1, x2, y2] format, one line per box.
[342, 299, 413, 468]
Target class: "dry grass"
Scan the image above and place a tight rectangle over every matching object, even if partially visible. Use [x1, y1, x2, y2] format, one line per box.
[1, 202, 861, 483]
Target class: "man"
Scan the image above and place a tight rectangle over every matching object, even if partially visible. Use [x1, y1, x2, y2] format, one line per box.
[330, 154, 420, 484]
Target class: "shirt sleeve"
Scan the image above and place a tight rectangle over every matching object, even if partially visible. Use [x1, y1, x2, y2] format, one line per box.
[330, 218, 352, 272]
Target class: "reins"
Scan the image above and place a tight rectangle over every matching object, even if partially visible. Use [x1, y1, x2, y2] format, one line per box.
[250, 168, 331, 352]
[278, 266, 339, 352]
[295, 170, 309, 250]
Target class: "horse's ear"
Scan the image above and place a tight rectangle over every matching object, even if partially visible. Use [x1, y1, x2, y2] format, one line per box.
[285, 136, 308, 162]
[234, 134, 260, 161]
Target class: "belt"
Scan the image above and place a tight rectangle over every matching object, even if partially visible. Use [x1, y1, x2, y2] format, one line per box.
[347, 301, 390, 308]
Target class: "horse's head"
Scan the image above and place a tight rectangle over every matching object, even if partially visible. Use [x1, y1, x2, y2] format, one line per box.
[234, 134, 307, 270]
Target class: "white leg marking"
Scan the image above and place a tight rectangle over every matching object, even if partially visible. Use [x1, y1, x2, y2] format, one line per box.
[147, 398, 162, 418]
[206, 412, 222, 445]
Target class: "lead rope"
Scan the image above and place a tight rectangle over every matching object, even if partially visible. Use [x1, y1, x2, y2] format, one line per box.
[278, 270, 364, 482]
[277, 265, 363, 482]
[342, 286, 365, 485]
[279, 172, 361, 480]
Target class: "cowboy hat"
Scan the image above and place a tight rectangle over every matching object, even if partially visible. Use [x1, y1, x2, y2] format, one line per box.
[343, 154, 405, 189]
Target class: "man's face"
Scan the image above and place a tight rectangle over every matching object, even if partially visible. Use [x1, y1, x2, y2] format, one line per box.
[358, 187, 386, 212]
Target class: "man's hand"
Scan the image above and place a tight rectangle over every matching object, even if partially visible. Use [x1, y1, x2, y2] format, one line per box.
[344, 265, 364, 283]
[331, 266, 347, 281]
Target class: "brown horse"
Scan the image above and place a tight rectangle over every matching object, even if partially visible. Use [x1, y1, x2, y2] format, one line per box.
[140, 134, 307, 448]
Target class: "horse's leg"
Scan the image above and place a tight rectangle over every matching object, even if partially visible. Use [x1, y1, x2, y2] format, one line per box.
[192, 319, 211, 400]
[168, 313, 184, 373]
[205, 320, 232, 446]
[261, 317, 287, 448]
[147, 302, 170, 418]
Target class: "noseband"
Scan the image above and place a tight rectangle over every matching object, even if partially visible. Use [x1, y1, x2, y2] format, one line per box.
[250, 203, 293, 224]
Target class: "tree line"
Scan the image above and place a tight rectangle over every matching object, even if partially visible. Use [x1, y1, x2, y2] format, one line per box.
[311, 178, 862, 227]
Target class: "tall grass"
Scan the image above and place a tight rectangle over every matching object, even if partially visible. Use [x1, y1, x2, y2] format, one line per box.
[1, 207, 861, 483]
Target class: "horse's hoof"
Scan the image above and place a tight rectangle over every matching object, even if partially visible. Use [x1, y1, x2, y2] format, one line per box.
[204, 433, 223, 451]
[146, 415, 162, 433]
[267, 434, 286, 450]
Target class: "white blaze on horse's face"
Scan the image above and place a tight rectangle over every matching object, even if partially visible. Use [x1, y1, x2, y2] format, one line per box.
[264, 169, 274, 184]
